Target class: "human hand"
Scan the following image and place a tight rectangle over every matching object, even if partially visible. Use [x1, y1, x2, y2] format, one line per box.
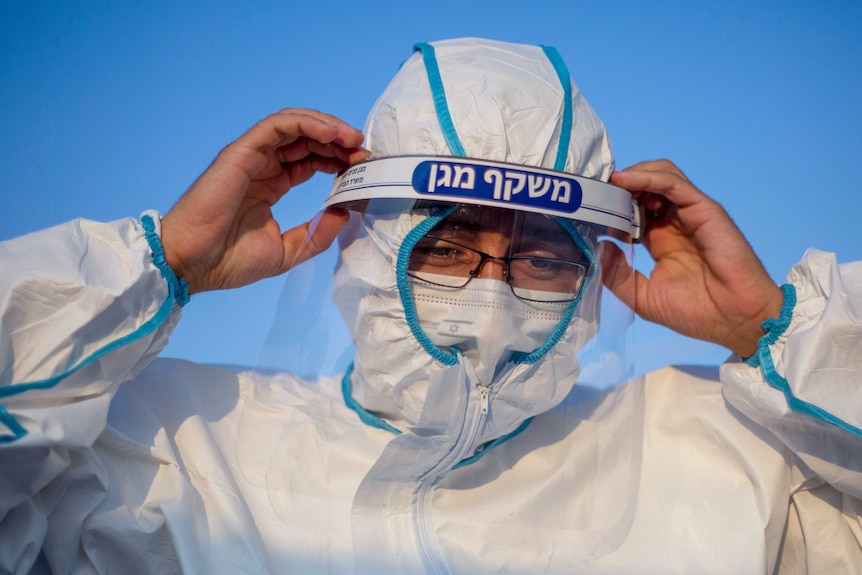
[160, 109, 369, 294]
[602, 160, 784, 357]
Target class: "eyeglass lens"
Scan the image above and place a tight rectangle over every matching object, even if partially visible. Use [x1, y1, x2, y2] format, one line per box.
[406, 207, 589, 303]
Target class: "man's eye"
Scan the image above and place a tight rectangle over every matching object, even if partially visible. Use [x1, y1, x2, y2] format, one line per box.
[524, 258, 566, 274]
[415, 245, 459, 259]
[513, 236, 585, 262]
[526, 258, 554, 269]
[412, 238, 475, 264]
[514, 249, 566, 261]
[511, 258, 584, 282]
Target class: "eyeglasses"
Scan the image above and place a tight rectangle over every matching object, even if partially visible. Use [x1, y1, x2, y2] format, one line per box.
[407, 236, 589, 303]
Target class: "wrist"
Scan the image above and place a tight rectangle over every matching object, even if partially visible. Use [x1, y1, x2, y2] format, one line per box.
[159, 213, 201, 296]
[734, 284, 790, 359]
[141, 213, 191, 306]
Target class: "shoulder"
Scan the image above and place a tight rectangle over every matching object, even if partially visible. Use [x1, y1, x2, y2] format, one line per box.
[111, 358, 346, 434]
[639, 364, 788, 462]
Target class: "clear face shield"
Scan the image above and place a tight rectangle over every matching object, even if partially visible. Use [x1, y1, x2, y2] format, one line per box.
[240, 157, 645, 570]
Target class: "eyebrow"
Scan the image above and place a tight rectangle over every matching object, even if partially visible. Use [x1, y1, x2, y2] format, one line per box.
[431, 215, 583, 255]
[514, 218, 588, 261]
[520, 224, 571, 244]
[516, 216, 578, 245]
[430, 220, 481, 242]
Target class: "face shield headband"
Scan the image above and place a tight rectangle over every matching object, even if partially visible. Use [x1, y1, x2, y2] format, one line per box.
[325, 156, 642, 241]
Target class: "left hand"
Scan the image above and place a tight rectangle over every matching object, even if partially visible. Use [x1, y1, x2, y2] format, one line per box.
[602, 159, 784, 357]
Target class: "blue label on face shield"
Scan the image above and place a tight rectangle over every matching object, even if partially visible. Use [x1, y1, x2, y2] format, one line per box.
[411, 160, 583, 213]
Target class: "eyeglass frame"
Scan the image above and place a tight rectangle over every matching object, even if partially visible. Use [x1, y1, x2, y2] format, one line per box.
[406, 235, 591, 303]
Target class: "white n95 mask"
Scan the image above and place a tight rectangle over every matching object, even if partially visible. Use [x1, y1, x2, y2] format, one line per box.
[409, 276, 569, 386]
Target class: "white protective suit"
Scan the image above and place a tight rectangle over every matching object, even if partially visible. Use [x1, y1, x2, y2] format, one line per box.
[1, 37, 862, 575]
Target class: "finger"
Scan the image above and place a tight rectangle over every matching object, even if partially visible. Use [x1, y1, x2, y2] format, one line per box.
[248, 109, 365, 151]
[278, 154, 353, 190]
[610, 169, 707, 209]
[600, 240, 637, 311]
[214, 113, 359, 181]
[210, 110, 365, 190]
[617, 159, 689, 181]
[275, 108, 366, 147]
[347, 148, 372, 165]
[272, 151, 370, 208]
[280, 207, 350, 273]
[276, 138, 360, 165]
[599, 240, 656, 323]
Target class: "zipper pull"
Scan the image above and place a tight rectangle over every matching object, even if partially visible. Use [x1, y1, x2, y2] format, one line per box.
[477, 385, 491, 415]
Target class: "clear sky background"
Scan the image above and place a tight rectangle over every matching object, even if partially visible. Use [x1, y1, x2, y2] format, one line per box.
[2, 1, 860, 378]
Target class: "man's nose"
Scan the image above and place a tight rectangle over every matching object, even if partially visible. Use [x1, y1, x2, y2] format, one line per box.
[475, 258, 508, 282]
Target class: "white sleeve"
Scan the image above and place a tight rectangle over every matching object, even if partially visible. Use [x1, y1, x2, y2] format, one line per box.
[0, 212, 185, 571]
[721, 248, 862, 497]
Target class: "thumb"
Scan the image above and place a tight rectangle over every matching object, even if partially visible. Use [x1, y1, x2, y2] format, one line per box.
[281, 207, 350, 273]
[600, 240, 640, 313]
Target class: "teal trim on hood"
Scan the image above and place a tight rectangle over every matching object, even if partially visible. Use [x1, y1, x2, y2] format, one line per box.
[540, 45, 573, 172]
[341, 363, 535, 469]
[413, 42, 467, 157]
[396, 206, 460, 366]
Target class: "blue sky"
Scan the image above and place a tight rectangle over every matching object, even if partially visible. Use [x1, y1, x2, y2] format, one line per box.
[2, 1, 860, 377]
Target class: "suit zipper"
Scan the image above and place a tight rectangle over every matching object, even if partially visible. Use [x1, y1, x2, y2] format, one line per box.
[415, 382, 493, 573]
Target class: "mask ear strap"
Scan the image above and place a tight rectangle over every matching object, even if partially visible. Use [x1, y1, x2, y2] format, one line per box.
[413, 43, 467, 157]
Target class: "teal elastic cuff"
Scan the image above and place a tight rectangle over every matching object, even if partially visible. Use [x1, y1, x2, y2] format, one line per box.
[751, 283, 862, 438]
[141, 215, 190, 307]
[742, 283, 795, 367]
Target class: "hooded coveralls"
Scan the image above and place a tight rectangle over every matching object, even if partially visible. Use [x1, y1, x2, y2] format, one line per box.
[1, 38, 861, 574]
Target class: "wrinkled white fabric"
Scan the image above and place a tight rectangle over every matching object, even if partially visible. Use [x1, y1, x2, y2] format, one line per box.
[365, 38, 614, 181]
[1, 219, 862, 573]
[2, 36, 861, 575]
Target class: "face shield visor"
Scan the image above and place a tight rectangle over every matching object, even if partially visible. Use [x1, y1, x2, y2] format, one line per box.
[256, 155, 639, 392]
[239, 155, 646, 570]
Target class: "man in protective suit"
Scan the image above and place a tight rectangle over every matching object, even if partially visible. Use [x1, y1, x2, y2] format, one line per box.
[1, 38, 861, 574]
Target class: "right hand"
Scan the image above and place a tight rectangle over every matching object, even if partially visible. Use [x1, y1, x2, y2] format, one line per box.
[602, 160, 783, 357]
[160, 109, 369, 294]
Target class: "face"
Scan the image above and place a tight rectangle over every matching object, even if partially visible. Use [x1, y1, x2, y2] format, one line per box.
[407, 204, 590, 303]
